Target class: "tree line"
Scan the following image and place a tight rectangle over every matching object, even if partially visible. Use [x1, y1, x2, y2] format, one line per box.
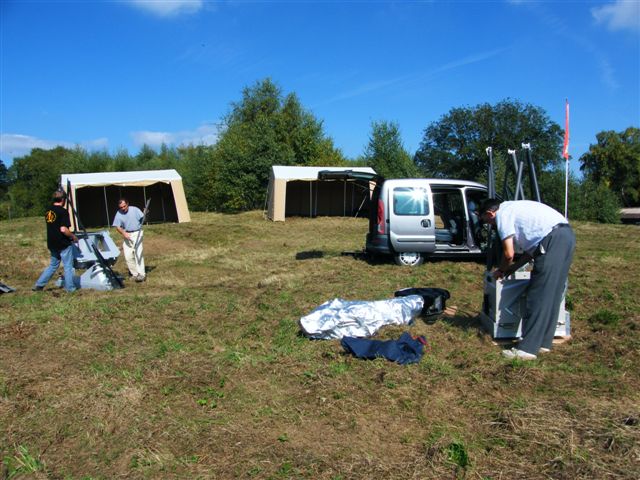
[1, 78, 637, 223]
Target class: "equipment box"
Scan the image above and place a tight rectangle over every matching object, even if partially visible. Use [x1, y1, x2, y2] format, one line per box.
[479, 270, 570, 339]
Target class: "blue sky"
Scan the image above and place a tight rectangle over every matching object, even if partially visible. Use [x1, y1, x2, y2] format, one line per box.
[1, 0, 639, 174]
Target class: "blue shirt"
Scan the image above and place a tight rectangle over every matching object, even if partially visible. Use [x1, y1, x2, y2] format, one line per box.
[112, 205, 144, 232]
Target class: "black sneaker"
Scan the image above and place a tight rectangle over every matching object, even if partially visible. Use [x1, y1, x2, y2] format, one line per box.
[32, 286, 44, 291]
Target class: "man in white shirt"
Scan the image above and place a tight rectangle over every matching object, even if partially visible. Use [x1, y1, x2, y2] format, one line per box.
[112, 198, 146, 282]
[479, 199, 576, 360]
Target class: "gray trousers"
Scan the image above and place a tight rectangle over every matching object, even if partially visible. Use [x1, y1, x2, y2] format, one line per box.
[518, 225, 576, 354]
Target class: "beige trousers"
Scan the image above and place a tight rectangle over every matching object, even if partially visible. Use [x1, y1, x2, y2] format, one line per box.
[123, 230, 145, 278]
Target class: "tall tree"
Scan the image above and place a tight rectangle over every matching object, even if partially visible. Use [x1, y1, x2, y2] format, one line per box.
[135, 144, 158, 169]
[414, 99, 563, 182]
[156, 144, 179, 170]
[579, 127, 640, 207]
[212, 78, 346, 211]
[572, 178, 621, 223]
[176, 144, 217, 211]
[112, 148, 135, 172]
[7, 147, 74, 216]
[363, 121, 417, 179]
[535, 167, 619, 223]
[84, 150, 113, 173]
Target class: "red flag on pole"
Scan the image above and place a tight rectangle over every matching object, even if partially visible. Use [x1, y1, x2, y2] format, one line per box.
[563, 99, 570, 159]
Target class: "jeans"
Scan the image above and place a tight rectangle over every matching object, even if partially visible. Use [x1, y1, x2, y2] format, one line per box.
[34, 244, 77, 292]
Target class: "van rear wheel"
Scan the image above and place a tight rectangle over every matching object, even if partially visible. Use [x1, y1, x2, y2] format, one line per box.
[394, 252, 424, 267]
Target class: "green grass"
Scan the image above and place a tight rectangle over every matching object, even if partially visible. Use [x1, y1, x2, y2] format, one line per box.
[3, 445, 45, 479]
[1, 212, 639, 479]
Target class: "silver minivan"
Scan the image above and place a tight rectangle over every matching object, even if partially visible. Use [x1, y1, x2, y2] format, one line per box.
[319, 171, 489, 266]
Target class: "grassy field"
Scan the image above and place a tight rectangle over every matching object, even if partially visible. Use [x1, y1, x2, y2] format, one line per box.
[1, 211, 639, 479]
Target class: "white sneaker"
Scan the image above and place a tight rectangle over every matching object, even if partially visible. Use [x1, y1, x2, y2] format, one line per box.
[539, 347, 551, 354]
[502, 348, 537, 360]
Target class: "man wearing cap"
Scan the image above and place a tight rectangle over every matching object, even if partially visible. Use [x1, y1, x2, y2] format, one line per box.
[33, 189, 78, 292]
[478, 199, 576, 360]
[112, 198, 146, 282]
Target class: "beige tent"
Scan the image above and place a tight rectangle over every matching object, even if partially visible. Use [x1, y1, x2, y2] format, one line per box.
[267, 166, 377, 222]
[61, 169, 190, 229]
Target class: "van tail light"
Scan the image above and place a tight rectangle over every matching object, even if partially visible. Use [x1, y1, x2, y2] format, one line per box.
[377, 199, 385, 234]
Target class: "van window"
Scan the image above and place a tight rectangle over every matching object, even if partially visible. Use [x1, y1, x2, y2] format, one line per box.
[465, 188, 488, 240]
[393, 187, 430, 216]
[433, 189, 465, 245]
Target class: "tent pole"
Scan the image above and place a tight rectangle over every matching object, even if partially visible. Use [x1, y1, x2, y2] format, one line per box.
[314, 181, 318, 217]
[343, 180, 346, 216]
[355, 193, 367, 218]
[351, 182, 355, 215]
[103, 187, 109, 226]
[161, 190, 166, 222]
[309, 181, 312, 218]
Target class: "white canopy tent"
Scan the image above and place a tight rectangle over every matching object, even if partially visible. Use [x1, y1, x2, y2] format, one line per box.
[61, 169, 190, 229]
[267, 166, 377, 222]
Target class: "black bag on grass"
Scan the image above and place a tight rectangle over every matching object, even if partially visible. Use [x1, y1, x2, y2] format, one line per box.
[394, 288, 450, 316]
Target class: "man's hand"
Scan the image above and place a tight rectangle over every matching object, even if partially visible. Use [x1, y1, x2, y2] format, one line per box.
[493, 253, 534, 281]
[61, 226, 78, 243]
[116, 226, 131, 241]
[492, 236, 517, 280]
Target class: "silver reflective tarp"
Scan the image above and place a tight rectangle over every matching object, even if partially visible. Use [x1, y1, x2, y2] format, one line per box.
[299, 295, 424, 340]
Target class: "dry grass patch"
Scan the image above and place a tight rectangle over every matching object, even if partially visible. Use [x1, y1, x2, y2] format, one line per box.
[1, 213, 639, 479]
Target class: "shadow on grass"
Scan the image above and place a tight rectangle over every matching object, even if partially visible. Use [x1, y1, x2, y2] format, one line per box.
[343, 251, 480, 266]
[299, 249, 489, 267]
[294, 250, 389, 265]
[295, 250, 324, 260]
[433, 311, 486, 335]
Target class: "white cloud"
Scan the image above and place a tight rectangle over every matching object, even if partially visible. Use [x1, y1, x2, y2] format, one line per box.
[592, 1, 640, 33]
[131, 123, 219, 148]
[0, 134, 111, 162]
[85, 137, 110, 149]
[128, 0, 203, 17]
[1, 133, 77, 162]
[320, 76, 410, 106]
[509, 2, 623, 90]
[316, 48, 506, 108]
[597, 57, 619, 90]
[131, 131, 173, 147]
[431, 48, 508, 75]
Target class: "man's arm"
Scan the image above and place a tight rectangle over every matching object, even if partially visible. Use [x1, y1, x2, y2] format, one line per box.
[499, 236, 515, 271]
[492, 236, 515, 279]
[112, 213, 131, 240]
[60, 226, 78, 243]
[493, 236, 532, 279]
[115, 225, 131, 241]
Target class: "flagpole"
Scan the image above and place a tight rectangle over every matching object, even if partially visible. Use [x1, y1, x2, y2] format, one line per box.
[565, 155, 569, 219]
[563, 99, 570, 219]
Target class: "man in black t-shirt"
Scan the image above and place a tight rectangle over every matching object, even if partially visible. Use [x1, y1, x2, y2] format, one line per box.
[33, 190, 79, 292]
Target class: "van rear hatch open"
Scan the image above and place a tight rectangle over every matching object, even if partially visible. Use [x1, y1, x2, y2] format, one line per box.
[317, 170, 383, 183]
[318, 170, 384, 234]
